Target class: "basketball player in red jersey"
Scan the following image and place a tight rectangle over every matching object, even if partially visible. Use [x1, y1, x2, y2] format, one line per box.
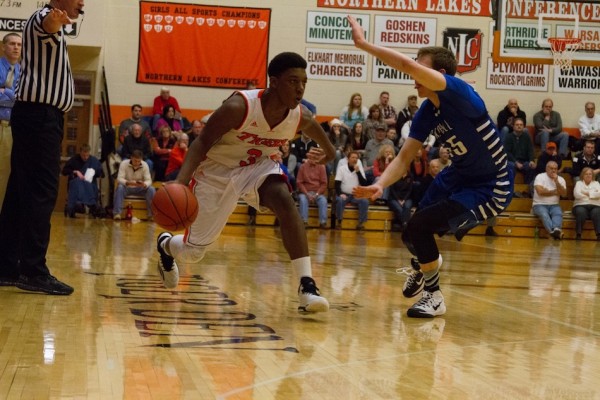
[156, 52, 336, 313]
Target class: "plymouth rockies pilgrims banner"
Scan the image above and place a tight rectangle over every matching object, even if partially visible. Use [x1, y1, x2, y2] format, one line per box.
[137, 2, 271, 89]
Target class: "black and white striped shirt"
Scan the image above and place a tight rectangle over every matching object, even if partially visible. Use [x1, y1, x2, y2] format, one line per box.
[17, 5, 74, 112]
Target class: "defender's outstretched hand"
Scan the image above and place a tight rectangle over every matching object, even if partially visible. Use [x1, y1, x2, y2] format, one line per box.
[306, 147, 327, 165]
[347, 15, 367, 48]
[353, 184, 383, 201]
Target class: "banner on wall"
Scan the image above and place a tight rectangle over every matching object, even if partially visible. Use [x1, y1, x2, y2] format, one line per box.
[374, 15, 436, 48]
[137, 2, 271, 89]
[306, 48, 368, 82]
[554, 66, 600, 93]
[317, 0, 492, 17]
[486, 59, 548, 91]
[0, 18, 27, 32]
[372, 55, 417, 84]
[306, 11, 370, 45]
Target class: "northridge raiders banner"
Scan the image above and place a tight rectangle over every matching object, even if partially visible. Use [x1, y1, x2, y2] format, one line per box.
[137, 2, 271, 89]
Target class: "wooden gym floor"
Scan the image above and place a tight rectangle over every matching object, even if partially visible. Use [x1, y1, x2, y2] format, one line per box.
[0, 213, 599, 399]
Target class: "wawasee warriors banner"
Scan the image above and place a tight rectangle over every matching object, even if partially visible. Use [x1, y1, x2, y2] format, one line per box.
[137, 2, 271, 89]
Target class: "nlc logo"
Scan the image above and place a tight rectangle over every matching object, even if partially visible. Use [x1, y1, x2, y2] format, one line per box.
[443, 28, 482, 74]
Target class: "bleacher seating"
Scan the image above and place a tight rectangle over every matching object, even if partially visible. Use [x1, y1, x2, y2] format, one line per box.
[108, 115, 591, 239]
[224, 126, 598, 240]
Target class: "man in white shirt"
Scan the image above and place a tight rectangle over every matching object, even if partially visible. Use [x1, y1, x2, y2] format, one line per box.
[113, 150, 155, 220]
[334, 151, 369, 230]
[578, 101, 600, 153]
[532, 161, 567, 239]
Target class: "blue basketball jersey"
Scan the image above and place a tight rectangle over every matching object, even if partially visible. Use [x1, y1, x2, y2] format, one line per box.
[410, 75, 513, 221]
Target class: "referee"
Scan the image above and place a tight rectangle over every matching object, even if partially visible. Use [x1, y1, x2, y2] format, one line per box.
[0, 0, 85, 295]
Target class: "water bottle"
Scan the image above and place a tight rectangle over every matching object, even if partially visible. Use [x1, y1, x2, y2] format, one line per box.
[125, 203, 133, 220]
[534, 226, 539, 238]
[384, 219, 390, 232]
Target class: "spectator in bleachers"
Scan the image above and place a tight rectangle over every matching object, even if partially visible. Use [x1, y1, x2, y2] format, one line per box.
[572, 167, 600, 240]
[334, 151, 369, 230]
[400, 119, 436, 158]
[395, 94, 419, 136]
[327, 118, 348, 174]
[409, 147, 429, 205]
[535, 142, 562, 175]
[363, 103, 384, 141]
[113, 150, 155, 221]
[155, 105, 183, 138]
[378, 91, 397, 129]
[436, 146, 452, 171]
[340, 92, 368, 131]
[122, 123, 154, 172]
[347, 121, 367, 155]
[388, 173, 413, 232]
[578, 101, 600, 154]
[280, 141, 297, 191]
[417, 158, 441, 205]
[386, 127, 400, 152]
[372, 144, 396, 204]
[570, 139, 600, 183]
[487, 116, 526, 232]
[118, 104, 152, 147]
[61, 144, 104, 218]
[363, 123, 395, 183]
[165, 133, 189, 181]
[152, 87, 182, 130]
[0, 32, 21, 211]
[497, 98, 527, 144]
[532, 161, 567, 240]
[296, 158, 328, 228]
[291, 130, 318, 176]
[533, 98, 569, 158]
[151, 125, 176, 182]
[188, 117, 207, 146]
[504, 117, 536, 185]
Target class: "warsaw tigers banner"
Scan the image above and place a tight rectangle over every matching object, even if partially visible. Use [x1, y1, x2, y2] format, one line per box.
[137, 2, 271, 89]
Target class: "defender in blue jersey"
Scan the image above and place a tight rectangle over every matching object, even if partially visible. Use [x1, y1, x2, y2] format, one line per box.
[348, 16, 513, 318]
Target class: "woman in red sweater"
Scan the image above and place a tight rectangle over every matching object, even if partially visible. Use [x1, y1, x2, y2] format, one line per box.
[165, 133, 189, 181]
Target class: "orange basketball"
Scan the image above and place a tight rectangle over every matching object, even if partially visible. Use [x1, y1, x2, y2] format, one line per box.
[151, 183, 199, 231]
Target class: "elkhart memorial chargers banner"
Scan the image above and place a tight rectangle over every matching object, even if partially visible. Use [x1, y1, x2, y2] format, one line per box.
[137, 2, 271, 89]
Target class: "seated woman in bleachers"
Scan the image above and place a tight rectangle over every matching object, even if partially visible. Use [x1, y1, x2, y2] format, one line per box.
[279, 140, 297, 191]
[372, 144, 396, 204]
[151, 125, 176, 181]
[348, 121, 367, 156]
[165, 133, 189, 181]
[155, 105, 183, 139]
[339, 93, 368, 132]
[572, 167, 600, 240]
[327, 118, 348, 175]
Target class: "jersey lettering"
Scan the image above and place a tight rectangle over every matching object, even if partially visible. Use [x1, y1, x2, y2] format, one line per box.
[445, 135, 467, 156]
[236, 131, 289, 148]
[239, 148, 263, 167]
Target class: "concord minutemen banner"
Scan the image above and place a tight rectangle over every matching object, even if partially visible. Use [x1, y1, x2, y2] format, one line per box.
[137, 2, 271, 89]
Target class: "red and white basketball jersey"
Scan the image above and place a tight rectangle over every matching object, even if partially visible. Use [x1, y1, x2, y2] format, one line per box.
[206, 89, 302, 168]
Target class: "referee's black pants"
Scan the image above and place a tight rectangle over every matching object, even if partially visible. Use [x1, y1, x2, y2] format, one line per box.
[0, 101, 64, 278]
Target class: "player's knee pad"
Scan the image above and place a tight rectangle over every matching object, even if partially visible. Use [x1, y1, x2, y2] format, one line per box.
[177, 245, 207, 264]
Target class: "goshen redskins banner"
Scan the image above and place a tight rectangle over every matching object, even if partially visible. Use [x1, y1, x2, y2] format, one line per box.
[137, 2, 271, 89]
